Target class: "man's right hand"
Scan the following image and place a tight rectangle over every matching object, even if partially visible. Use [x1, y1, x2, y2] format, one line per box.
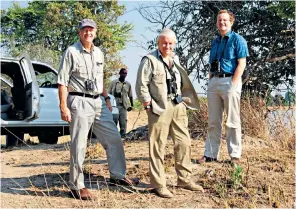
[143, 101, 151, 112]
[60, 106, 71, 122]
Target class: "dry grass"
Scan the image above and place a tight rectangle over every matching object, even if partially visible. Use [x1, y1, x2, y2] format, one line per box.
[240, 96, 270, 139]
[1, 136, 294, 208]
[188, 97, 208, 139]
[1, 96, 295, 208]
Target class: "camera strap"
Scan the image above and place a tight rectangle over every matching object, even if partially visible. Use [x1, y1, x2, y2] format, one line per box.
[215, 37, 229, 61]
[163, 63, 179, 97]
[82, 51, 95, 81]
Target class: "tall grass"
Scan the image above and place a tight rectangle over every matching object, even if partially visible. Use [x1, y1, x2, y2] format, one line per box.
[187, 94, 295, 149]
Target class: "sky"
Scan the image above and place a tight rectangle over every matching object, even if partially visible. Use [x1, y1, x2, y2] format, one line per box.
[0, 0, 207, 97]
[117, 1, 207, 95]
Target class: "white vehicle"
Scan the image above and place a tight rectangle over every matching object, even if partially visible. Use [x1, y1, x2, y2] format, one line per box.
[1, 57, 119, 146]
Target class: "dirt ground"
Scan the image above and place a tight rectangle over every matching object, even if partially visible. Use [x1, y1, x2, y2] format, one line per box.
[1, 110, 295, 208]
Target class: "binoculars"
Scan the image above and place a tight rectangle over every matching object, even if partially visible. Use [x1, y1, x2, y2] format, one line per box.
[211, 60, 220, 73]
[114, 92, 122, 98]
[85, 79, 95, 91]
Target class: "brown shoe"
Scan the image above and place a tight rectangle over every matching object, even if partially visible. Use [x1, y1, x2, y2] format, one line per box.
[197, 156, 217, 164]
[70, 188, 96, 200]
[177, 182, 204, 192]
[109, 177, 140, 186]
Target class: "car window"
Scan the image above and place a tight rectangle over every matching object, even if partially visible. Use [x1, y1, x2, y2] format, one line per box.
[36, 72, 57, 87]
[1, 74, 13, 96]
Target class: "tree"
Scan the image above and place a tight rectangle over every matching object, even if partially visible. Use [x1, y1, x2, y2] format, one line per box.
[137, 1, 295, 95]
[1, 1, 134, 77]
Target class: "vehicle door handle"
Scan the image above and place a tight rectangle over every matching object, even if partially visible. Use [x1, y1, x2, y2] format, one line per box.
[40, 94, 44, 97]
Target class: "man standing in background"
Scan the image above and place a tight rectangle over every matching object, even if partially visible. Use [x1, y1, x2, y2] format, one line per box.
[198, 10, 249, 164]
[108, 68, 133, 137]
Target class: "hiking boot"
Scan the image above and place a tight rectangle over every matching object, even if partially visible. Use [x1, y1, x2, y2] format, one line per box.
[152, 187, 173, 198]
[177, 182, 204, 192]
[197, 156, 217, 164]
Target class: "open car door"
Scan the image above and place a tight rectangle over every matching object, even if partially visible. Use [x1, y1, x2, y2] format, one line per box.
[19, 56, 40, 121]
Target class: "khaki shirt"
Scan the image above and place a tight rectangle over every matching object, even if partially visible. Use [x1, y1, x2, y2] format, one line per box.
[108, 79, 132, 109]
[57, 41, 104, 95]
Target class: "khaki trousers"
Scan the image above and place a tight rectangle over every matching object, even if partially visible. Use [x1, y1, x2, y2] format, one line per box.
[115, 105, 127, 135]
[205, 76, 242, 159]
[68, 95, 126, 190]
[148, 100, 192, 189]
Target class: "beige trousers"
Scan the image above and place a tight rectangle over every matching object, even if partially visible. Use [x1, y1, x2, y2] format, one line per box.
[205, 76, 242, 159]
[68, 95, 126, 190]
[148, 100, 192, 189]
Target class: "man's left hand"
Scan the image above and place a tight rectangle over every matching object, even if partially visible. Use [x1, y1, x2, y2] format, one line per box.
[106, 100, 112, 112]
[127, 107, 133, 112]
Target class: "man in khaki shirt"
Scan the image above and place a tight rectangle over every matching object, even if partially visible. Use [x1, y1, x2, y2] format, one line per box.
[57, 18, 139, 200]
[135, 28, 203, 198]
[108, 68, 133, 136]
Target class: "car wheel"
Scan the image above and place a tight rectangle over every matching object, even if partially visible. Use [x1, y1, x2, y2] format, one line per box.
[1, 130, 23, 148]
[38, 131, 59, 144]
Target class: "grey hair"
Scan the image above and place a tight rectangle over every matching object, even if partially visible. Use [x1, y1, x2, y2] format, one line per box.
[157, 28, 177, 43]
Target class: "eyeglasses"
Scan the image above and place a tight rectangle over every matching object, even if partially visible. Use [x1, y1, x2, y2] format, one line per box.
[218, 19, 231, 22]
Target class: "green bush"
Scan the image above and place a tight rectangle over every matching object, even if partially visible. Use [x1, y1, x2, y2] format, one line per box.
[133, 99, 144, 110]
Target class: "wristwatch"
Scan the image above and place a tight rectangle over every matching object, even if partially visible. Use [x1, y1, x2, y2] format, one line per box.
[144, 105, 151, 110]
[104, 96, 110, 101]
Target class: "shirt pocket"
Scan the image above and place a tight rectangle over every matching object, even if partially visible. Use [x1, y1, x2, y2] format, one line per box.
[123, 84, 130, 93]
[94, 61, 104, 77]
[224, 43, 236, 60]
[73, 62, 88, 79]
[153, 73, 165, 84]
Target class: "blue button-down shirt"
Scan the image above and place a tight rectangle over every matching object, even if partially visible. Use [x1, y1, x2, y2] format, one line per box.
[209, 31, 249, 74]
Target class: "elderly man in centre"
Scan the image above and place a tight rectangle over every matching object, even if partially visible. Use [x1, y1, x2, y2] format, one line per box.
[136, 28, 204, 198]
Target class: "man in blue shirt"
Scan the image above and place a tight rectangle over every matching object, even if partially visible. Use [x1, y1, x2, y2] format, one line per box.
[198, 10, 249, 164]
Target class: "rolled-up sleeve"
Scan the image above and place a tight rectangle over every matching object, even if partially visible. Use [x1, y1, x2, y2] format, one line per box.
[57, 49, 73, 87]
[135, 57, 152, 103]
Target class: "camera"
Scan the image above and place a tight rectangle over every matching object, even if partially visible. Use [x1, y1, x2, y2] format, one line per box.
[85, 79, 95, 91]
[211, 60, 220, 73]
[173, 95, 183, 104]
[114, 92, 122, 98]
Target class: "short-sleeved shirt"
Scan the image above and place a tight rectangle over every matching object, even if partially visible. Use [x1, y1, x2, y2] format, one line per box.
[209, 31, 249, 74]
[108, 79, 132, 109]
[57, 41, 104, 95]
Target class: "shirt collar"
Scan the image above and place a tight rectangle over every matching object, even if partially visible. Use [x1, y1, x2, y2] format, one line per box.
[157, 50, 162, 59]
[217, 30, 233, 40]
[78, 41, 94, 53]
[157, 50, 175, 69]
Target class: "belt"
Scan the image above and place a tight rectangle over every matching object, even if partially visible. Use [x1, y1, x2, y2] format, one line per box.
[69, 92, 100, 99]
[213, 73, 233, 78]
